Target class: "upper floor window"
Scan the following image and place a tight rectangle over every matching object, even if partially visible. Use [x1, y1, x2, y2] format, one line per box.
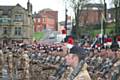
[0, 10, 3, 15]
[3, 27, 8, 34]
[108, 13, 112, 19]
[15, 15, 22, 21]
[2, 18, 8, 23]
[34, 18, 36, 22]
[15, 27, 22, 35]
[43, 17, 46, 23]
[38, 18, 41, 23]
[0, 18, 11, 23]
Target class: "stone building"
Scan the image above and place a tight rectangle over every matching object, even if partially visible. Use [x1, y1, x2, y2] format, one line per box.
[0, 0, 33, 44]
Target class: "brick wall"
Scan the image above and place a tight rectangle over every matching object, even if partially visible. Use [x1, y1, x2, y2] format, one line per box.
[80, 10, 103, 25]
[34, 9, 58, 32]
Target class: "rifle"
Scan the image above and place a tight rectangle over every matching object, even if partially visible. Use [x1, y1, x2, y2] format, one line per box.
[49, 61, 68, 80]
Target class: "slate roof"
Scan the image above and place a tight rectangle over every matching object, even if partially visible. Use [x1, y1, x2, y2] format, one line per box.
[0, 6, 14, 15]
[84, 3, 104, 9]
[0, 3, 27, 16]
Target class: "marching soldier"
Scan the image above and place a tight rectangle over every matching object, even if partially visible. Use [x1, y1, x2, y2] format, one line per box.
[49, 45, 91, 80]
[0, 49, 3, 79]
[21, 50, 30, 80]
[7, 52, 13, 80]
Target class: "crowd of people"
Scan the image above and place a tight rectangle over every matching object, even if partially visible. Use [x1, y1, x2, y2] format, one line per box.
[0, 41, 120, 80]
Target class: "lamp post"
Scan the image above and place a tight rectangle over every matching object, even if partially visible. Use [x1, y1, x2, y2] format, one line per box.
[101, 0, 107, 45]
[114, 0, 120, 36]
[103, 0, 107, 35]
[118, 0, 120, 35]
[65, 1, 68, 32]
[111, 0, 120, 50]
[115, 1, 118, 36]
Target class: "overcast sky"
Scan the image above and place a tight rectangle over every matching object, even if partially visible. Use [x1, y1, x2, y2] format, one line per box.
[0, 0, 113, 22]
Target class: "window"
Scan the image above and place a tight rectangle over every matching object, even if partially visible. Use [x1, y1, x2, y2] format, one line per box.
[15, 15, 22, 21]
[2, 18, 8, 23]
[34, 19, 36, 22]
[37, 25, 40, 31]
[43, 17, 46, 23]
[108, 13, 111, 19]
[0, 18, 2, 23]
[38, 18, 41, 23]
[0, 10, 3, 15]
[15, 27, 21, 35]
[44, 25, 47, 30]
[0, 18, 11, 23]
[3, 27, 7, 34]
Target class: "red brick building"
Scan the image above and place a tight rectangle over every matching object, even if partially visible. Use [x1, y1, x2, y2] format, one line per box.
[79, 4, 104, 26]
[34, 8, 58, 32]
[80, 9, 103, 25]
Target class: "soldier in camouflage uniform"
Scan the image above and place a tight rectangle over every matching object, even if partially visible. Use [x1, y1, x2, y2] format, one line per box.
[7, 52, 13, 80]
[19, 50, 30, 80]
[49, 45, 91, 80]
[0, 49, 3, 79]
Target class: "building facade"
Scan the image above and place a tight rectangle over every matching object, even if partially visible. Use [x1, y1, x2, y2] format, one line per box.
[80, 9, 103, 25]
[0, 0, 33, 44]
[79, 3, 116, 26]
[34, 8, 58, 32]
[107, 8, 116, 23]
[79, 4, 104, 26]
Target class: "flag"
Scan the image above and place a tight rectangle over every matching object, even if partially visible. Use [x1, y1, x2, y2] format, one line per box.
[62, 29, 67, 34]
[117, 36, 120, 47]
[106, 38, 112, 48]
[66, 36, 74, 49]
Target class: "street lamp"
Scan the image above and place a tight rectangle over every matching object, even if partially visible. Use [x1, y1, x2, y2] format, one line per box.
[100, 0, 107, 44]
[103, 0, 107, 35]
[114, 0, 120, 36]
[65, 1, 68, 32]
[110, 0, 120, 50]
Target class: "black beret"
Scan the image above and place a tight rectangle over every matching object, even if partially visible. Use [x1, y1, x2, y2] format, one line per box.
[70, 45, 89, 59]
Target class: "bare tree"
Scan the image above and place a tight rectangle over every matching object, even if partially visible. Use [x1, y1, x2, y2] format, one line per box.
[65, 0, 90, 40]
[113, 0, 120, 36]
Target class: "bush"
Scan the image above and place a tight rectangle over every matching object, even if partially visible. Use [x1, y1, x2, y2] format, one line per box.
[33, 32, 44, 40]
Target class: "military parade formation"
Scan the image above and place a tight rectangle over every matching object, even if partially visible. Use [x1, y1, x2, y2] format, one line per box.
[0, 0, 120, 79]
[0, 40, 120, 80]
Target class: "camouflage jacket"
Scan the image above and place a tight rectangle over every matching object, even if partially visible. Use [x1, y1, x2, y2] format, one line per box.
[60, 63, 91, 80]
